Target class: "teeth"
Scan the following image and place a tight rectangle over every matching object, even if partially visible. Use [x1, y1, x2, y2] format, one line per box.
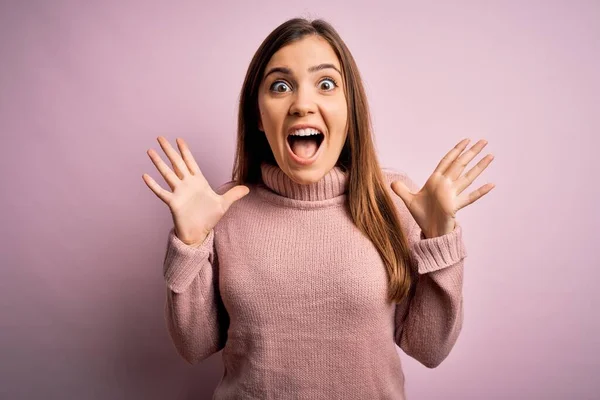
[289, 128, 322, 136]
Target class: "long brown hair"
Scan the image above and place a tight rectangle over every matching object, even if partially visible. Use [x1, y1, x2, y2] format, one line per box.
[231, 17, 415, 305]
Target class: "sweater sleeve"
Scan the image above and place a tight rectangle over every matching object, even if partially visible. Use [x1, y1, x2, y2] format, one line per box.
[162, 184, 234, 365]
[389, 171, 467, 369]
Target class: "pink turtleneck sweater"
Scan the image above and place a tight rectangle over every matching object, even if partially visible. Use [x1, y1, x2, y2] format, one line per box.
[162, 162, 467, 399]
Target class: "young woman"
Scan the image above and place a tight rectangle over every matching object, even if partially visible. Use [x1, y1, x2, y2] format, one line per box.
[143, 17, 495, 400]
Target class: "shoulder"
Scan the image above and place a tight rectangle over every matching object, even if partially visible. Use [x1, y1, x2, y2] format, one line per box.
[211, 180, 253, 228]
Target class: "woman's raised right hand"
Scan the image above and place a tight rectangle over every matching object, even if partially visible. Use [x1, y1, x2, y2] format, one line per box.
[142, 136, 250, 247]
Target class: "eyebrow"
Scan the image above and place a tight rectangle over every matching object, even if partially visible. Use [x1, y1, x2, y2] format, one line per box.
[264, 63, 342, 80]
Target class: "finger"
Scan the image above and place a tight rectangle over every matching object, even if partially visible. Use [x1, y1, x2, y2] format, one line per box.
[457, 183, 495, 209]
[221, 185, 250, 210]
[445, 139, 489, 181]
[456, 154, 495, 195]
[176, 138, 202, 176]
[147, 148, 180, 190]
[390, 180, 415, 208]
[157, 136, 191, 179]
[433, 138, 471, 177]
[142, 173, 173, 204]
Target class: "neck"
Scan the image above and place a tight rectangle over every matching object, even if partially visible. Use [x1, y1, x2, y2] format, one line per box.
[260, 162, 349, 201]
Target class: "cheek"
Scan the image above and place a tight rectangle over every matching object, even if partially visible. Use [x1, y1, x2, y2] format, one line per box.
[324, 99, 348, 131]
[259, 99, 283, 126]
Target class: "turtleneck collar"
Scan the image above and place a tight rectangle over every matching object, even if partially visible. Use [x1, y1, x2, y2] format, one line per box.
[259, 162, 349, 202]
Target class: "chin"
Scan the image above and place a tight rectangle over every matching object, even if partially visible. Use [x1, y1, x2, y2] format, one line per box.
[286, 162, 334, 184]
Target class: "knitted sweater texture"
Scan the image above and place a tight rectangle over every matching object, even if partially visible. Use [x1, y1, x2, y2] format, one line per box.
[162, 162, 467, 399]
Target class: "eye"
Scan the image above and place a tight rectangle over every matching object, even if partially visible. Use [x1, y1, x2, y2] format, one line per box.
[270, 80, 291, 93]
[319, 77, 338, 91]
[269, 77, 339, 93]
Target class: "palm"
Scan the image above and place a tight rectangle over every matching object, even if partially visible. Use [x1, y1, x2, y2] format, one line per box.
[423, 172, 458, 215]
[391, 139, 495, 238]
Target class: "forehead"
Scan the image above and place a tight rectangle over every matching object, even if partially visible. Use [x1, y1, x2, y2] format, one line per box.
[265, 35, 341, 72]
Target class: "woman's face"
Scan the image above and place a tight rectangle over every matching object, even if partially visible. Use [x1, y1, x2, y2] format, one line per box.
[258, 35, 348, 185]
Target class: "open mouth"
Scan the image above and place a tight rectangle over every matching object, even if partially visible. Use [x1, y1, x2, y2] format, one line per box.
[287, 133, 325, 159]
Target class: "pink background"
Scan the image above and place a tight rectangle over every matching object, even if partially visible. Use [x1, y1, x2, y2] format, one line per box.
[1, 1, 598, 399]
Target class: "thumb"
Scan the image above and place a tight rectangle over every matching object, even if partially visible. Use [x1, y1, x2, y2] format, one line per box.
[221, 185, 250, 209]
[390, 180, 414, 207]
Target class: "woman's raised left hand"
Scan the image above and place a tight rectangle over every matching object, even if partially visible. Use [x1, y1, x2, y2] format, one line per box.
[391, 138, 495, 238]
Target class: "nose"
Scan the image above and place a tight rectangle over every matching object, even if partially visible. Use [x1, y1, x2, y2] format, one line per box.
[289, 86, 317, 117]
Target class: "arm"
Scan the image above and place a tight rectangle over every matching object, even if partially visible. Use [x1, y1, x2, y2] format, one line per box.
[391, 172, 467, 368]
[163, 221, 229, 365]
